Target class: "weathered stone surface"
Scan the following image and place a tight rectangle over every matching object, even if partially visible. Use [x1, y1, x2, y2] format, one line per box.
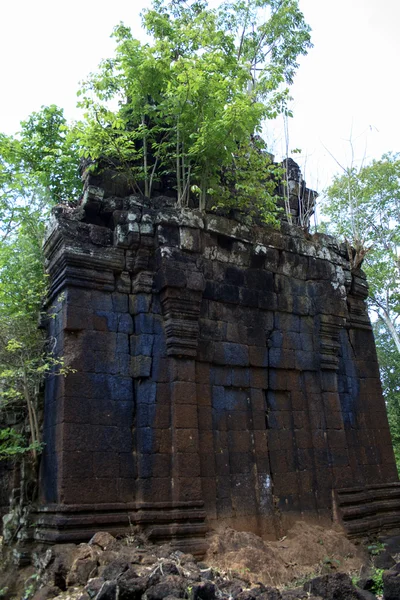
[146, 575, 188, 600]
[31, 585, 61, 600]
[191, 581, 217, 600]
[34, 162, 398, 549]
[66, 545, 99, 586]
[96, 581, 117, 600]
[304, 573, 367, 600]
[38, 544, 77, 590]
[100, 558, 130, 580]
[383, 565, 400, 600]
[118, 574, 150, 600]
[257, 590, 282, 600]
[89, 532, 117, 552]
[373, 550, 396, 570]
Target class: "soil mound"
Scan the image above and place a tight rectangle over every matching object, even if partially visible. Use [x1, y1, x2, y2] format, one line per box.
[206, 522, 366, 586]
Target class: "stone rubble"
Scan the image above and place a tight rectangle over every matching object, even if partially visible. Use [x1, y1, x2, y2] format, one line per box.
[3, 530, 399, 600]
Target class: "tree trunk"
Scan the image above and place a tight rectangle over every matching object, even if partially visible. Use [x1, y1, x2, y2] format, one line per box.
[379, 310, 400, 354]
[176, 121, 182, 206]
[142, 115, 149, 197]
[22, 368, 38, 464]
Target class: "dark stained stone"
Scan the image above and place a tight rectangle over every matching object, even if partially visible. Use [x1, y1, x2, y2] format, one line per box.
[32, 162, 399, 549]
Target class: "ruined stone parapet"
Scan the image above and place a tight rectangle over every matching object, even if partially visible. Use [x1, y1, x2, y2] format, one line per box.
[279, 158, 318, 227]
[35, 175, 398, 551]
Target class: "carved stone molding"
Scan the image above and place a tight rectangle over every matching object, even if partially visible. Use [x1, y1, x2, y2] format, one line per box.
[319, 315, 346, 371]
[44, 214, 124, 299]
[160, 287, 203, 357]
[347, 271, 372, 330]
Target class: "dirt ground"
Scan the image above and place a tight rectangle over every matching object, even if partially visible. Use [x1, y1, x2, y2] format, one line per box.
[205, 521, 368, 588]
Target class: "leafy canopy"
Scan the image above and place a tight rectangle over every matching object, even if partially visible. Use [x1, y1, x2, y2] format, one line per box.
[0, 105, 81, 243]
[322, 153, 400, 325]
[76, 0, 312, 219]
[322, 153, 400, 471]
[374, 322, 400, 471]
[0, 105, 80, 464]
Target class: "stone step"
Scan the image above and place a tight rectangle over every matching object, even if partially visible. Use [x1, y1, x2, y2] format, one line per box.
[335, 483, 400, 538]
[32, 503, 208, 556]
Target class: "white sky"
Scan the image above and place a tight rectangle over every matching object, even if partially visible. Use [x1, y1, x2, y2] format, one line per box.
[1, 0, 399, 199]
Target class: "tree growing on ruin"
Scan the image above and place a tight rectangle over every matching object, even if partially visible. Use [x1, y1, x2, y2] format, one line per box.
[76, 0, 312, 222]
[0, 0, 313, 469]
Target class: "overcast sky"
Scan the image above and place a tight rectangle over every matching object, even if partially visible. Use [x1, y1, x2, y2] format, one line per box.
[1, 0, 399, 201]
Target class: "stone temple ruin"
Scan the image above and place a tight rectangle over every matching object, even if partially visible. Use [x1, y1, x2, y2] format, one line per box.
[20, 160, 400, 554]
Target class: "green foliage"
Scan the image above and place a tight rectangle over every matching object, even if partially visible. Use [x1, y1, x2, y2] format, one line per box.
[322, 153, 400, 466]
[205, 138, 284, 224]
[374, 322, 400, 471]
[0, 106, 80, 467]
[0, 219, 47, 465]
[322, 556, 341, 570]
[322, 152, 400, 268]
[0, 428, 43, 460]
[23, 574, 41, 600]
[370, 568, 384, 595]
[367, 541, 387, 556]
[323, 153, 400, 302]
[17, 105, 81, 204]
[0, 105, 80, 242]
[76, 0, 311, 218]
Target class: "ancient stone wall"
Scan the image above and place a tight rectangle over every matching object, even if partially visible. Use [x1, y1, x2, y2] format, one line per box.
[34, 169, 398, 551]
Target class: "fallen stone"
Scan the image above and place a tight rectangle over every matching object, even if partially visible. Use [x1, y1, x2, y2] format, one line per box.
[356, 590, 377, 600]
[304, 572, 368, 600]
[383, 567, 400, 600]
[235, 590, 258, 600]
[145, 575, 188, 600]
[118, 573, 150, 600]
[100, 558, 130, 580]
[66, 545, 98, 587]
[217, 577, 247, 598]
[96, 581, 117, 600]
[198, 568, 216, 581]
[177, 553, 196, 565]
[356, 576, 375, 591]
[248, 584, 269, 597]
[46, 544, 77, 590]
[182, 562, 201, 581]
[156, 545, 176, 559]
[373, 549, 396, 570]
[31, 585, 60, 600]
[257, 588, 282, 600]
[157, 560, 181, 576]
[190, 581, 217, 600]
[85, 577, 106, 598]
[89, 532, 117, 552]
[354, 578, 378, 599]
